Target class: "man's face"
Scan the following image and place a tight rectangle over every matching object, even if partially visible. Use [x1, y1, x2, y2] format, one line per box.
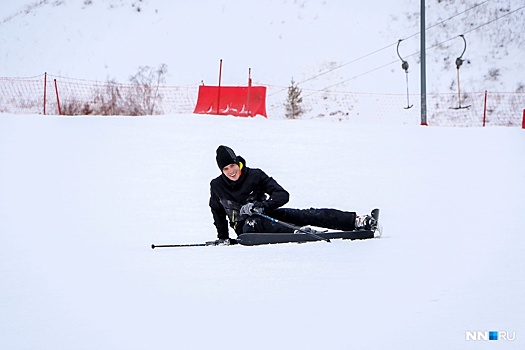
[222, 163, 241, 181]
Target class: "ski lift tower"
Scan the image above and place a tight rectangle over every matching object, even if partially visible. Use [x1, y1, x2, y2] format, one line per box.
[420, 0, 428, 126]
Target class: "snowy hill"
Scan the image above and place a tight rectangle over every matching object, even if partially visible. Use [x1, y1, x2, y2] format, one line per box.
[1, 0, 523, 95]
[1, 114, 525, 349]
[391, 0, 525, 95]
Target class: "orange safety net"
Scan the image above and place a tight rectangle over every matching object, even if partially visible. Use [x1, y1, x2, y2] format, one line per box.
[193, 85, 267, 118]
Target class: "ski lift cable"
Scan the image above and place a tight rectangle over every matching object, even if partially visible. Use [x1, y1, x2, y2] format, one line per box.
[297, 0, 492, 85]
[302, 59, 400, 98]
[302, 3, 524, 99]
[400, 0, 491, 42]
[459, 4, 525, 37]
[269, 2, 524, 98]
[267, 42, 397, 97]
[269, 0, 493, 97]
[400, 3, 525, 62]
[296, 43, 397, 85]
[299, 0, 492, 86]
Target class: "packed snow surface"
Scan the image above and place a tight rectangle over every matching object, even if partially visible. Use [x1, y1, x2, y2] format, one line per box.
[1, 114, 524, 349]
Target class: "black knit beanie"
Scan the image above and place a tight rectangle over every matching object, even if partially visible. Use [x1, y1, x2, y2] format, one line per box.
[216, 145, 238, 169]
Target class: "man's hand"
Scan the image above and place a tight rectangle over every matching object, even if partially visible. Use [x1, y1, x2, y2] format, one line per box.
[240, 202, 264, 216]
[240, 203, 255, 216]
[214, 238, 238, 246]
[252, 202, 264, 215]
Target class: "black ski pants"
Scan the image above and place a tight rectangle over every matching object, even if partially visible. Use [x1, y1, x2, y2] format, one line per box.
[242, 208, 357, 234]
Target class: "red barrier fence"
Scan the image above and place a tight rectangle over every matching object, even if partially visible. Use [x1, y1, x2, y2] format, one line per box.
[1, 73, 524, 127]
[193, 85, 267, 118]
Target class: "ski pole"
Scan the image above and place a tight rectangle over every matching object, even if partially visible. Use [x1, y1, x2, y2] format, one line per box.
[151, 242, 215, 249]
[255, 213, 330, 243]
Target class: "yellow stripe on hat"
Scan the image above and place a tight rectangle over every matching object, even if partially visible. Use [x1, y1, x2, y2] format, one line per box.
[239, 162, 244, 170]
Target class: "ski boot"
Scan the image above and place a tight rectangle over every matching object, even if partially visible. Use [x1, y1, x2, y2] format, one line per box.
[355, 208, 381, 237]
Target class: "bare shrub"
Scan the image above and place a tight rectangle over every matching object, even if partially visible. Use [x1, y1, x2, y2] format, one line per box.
[60, 64, 169, 116]
[127, 64, 168, 115]
[92, 79, 125, 115]
[62, 99, 82, 115]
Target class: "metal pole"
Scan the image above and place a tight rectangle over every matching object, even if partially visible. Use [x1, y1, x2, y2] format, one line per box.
[247, 67, 252, 116]
[217, 59, 222, 114]
[54, 79, 62, 115]
[483, 90, 488, 127]
[43, 72, 47, 115]
[420, 0, 428, 126]
[152, 243, 208, 249]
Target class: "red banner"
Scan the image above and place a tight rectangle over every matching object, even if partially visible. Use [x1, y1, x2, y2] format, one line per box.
[193, 85, 267, 118]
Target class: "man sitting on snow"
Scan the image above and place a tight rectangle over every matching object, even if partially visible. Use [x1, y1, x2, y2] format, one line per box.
[209, 145, 378, 244]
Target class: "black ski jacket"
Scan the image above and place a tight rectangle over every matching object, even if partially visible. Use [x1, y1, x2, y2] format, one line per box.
[209, 166, 289, 239]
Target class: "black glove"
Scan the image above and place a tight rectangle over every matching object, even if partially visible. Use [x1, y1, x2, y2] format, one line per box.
[252, 202, 265, 213]
[213, 238, 238, 246]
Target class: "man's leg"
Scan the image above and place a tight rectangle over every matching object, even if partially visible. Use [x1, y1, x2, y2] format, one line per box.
[270, 208, 357, 231]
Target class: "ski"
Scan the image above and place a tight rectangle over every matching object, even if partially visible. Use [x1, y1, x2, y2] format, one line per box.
[236, 229, 375, 246]
[152, 229, 375, 248]
[151, 229, 374, 249]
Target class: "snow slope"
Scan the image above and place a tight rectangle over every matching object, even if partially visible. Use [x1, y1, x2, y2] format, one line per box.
[1, 0, 523, 95]
[1, 114, 524, 349]
[0, 0, 401, 90]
